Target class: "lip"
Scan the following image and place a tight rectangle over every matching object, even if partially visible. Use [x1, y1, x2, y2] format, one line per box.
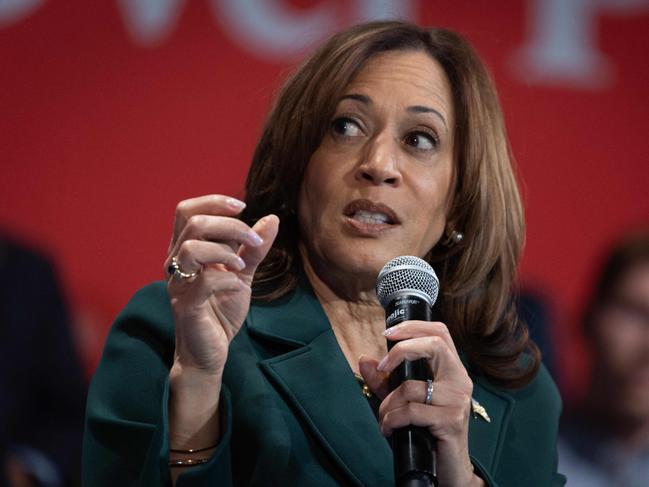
[342, 199, 400, 236]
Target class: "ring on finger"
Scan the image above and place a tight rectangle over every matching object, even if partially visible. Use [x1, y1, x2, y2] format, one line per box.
[424, 379, 434, 405]
[167, 256, 200, 280]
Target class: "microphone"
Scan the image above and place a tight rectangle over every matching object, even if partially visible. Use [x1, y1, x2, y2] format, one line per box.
[376, 256, 440, 487]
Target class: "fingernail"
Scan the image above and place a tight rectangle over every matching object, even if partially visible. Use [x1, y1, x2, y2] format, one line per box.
[248, 231, 263, 246]
[377, 355, 389, 371]
[383, 326, 399, 336]
[235, 256, 246, 269]
[226, 197, 246, 209]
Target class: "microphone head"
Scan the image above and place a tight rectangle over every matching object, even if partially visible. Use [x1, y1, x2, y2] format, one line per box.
[376, 256, 439, 309]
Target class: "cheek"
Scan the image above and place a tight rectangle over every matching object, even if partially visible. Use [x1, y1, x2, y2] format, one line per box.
[411, 173, 452, 240]
[595, 321, 644, 371]
[297, 156, 339, 234]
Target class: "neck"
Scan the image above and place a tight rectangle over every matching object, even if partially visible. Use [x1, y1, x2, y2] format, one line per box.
[301, 247, 387, 374]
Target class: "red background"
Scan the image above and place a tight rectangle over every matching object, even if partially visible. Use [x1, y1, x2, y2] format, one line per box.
[1, 1, 648, 400]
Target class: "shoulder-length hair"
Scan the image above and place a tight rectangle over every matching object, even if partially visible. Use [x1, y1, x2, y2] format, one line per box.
[240, 21, 539, 388]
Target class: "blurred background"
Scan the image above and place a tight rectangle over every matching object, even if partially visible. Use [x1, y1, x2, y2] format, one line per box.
[1, 0, 648, 484]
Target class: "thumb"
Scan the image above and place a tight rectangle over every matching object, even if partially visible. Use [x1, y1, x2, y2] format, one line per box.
[359, 355, 391, 400]
[238, 214, 279, 283]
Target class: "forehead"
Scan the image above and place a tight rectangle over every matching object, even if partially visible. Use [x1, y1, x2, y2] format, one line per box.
[343, 49, 453, 118]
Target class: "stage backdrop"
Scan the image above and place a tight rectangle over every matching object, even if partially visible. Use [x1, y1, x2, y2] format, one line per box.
[1, 0, 648, 399]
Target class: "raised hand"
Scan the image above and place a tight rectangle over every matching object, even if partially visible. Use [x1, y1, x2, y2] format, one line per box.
[164, 195, 278, 461]
[165, 195, 278, 375]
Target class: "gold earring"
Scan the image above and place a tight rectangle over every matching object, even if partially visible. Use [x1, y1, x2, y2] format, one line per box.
[443, 229, 464, 247]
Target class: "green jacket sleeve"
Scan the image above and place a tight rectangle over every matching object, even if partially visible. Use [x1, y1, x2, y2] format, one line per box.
[82, 282, 234, 486]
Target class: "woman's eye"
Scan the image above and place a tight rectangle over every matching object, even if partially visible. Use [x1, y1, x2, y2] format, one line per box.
[331, 117, 363, 137]
[404, 132, 438, 151]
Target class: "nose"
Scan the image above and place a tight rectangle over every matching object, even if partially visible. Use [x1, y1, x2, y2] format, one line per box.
[354, 132, 402, 186]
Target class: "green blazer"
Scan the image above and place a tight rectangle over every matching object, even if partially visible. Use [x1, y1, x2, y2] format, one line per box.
[83, 280, 566, 486]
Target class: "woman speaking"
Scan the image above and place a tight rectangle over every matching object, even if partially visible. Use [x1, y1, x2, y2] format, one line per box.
[82, 21, 565, 486]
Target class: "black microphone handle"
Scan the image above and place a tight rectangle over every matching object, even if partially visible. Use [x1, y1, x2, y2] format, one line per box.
[386, 296, 438, 487]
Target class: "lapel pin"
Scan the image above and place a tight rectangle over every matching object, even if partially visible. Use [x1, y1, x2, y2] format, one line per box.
[471, 398, 491, 423]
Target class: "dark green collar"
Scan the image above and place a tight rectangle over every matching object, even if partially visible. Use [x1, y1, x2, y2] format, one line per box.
[247, 276, 332, 347]
[247, 279, 393, 485]
[245, 279, 513, 484]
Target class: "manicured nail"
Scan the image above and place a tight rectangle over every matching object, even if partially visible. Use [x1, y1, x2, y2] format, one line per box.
[226, 197, 246, 209]
[248, 231, 263, 246]
[377, 355, 389, 371]
[235, 256, 246, 269]
[383, 326, 399, 336]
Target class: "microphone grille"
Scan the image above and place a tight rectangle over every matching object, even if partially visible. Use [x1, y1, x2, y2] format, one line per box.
[375, 256, 439, 308]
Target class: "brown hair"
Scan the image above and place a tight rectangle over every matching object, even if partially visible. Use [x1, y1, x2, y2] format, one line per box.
[241, 21, 539, 388]
[583, 230, 649, 338]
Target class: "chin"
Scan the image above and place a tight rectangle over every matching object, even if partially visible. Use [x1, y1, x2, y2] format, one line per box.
[332, 246, 404, 277]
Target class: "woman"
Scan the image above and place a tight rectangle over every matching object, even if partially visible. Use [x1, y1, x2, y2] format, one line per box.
[83, 21, 565, 486]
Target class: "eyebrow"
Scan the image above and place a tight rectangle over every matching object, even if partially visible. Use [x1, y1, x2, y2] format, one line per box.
[339, 93, 448, 130]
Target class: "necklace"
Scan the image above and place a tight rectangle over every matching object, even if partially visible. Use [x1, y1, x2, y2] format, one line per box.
[354, 374, 373, 399]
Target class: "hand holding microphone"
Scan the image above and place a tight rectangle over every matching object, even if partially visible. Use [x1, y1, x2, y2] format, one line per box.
[359, 256, 481, 487]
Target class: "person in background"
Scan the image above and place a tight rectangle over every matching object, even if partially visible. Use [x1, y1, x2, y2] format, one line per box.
[0, 235, 87, 487]
[559, 230, 649, 487]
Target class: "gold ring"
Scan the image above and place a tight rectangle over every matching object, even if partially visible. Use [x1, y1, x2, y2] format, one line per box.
[167, 256, 200, 280]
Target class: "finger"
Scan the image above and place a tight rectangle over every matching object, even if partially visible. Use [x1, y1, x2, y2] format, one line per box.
[377, 336, 462, 379]
[173, 214, 264, 257]
[172, 195, 247, 247]
[384, 321, 458, 356]
[237, 214, 280, 282]
[380, 402, 469, 437]
[174, 239, 246, 274]
[358, 355, 391, 399]
[378, 380, 470, 422]
[168, 266, 246, 306]
[378, 379, 432, 416]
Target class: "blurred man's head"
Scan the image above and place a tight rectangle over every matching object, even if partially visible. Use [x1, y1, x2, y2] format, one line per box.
[584, 231, 649, 424]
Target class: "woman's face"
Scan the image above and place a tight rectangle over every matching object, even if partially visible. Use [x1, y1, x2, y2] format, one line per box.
[298, 49, 454, 289]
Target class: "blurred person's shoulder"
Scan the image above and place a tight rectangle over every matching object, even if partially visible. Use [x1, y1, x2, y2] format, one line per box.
[0, 233, 56, 277]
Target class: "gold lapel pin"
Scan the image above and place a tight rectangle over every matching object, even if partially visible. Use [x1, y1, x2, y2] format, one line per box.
[471, 398, 491, 423]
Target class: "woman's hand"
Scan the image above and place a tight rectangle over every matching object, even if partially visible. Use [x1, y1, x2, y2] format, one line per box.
[358, 321, 484, 487]
[164, 195, 278, 457]
[165, 195, 279, 377]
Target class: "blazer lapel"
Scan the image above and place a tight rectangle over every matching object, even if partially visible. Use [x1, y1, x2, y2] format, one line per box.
[468, 375, 514, 473]
[246, 279, 514, 484]
[247, 281, 393, 486]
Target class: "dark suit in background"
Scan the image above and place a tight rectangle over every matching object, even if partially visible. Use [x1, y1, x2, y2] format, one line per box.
[0, 236, 86, 487]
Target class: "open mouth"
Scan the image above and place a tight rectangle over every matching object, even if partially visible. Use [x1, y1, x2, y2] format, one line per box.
[343, 199, 400, 227]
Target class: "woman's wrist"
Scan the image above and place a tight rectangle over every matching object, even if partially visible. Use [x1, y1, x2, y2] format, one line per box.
[170, 361, 223, 389]
[168, 365, 223, 450]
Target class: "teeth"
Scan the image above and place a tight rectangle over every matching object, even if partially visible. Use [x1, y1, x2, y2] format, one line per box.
[352, 210, 390, 224]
